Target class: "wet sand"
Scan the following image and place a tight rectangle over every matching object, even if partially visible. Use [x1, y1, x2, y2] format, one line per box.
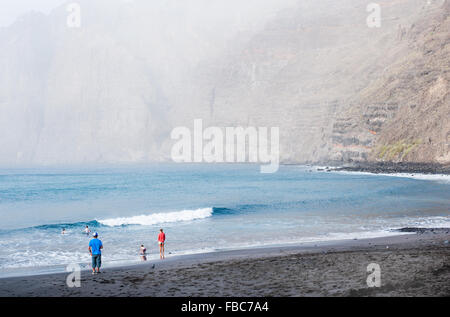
[0, 228, 449, 297]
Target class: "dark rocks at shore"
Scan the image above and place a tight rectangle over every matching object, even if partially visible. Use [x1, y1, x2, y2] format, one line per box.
[333, 162, 450, 175]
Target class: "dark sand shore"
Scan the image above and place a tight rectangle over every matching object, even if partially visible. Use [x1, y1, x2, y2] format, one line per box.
[0, 228, 449, 297]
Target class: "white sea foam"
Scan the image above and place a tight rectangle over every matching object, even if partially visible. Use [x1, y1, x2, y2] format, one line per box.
[332, 170, 450, 184]
[98, 207, 214, 227]
[297, 165, 450, 184]
[384, 173, 450, 184]
[401, 216, 450, 228]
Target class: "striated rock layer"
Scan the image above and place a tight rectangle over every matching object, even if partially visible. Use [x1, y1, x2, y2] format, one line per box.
[0, 0, 448, 167]
[207, 0, 449, 165]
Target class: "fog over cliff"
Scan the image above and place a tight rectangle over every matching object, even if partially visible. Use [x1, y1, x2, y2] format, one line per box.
[0, 0, 448, 166]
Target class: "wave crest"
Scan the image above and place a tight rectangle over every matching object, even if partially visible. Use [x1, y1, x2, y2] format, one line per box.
[98, 207, 214, 227]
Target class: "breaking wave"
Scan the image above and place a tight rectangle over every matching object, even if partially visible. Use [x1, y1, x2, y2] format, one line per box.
[98, 207, 214, 227]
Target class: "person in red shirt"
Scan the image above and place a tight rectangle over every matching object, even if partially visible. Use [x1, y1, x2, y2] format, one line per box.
[158, 228, 166, 259]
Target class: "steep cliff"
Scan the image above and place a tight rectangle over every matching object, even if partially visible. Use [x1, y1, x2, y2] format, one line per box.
[367, 0, 450, 164]
[332, 0, 449, 164]
[0, 0, 448, 166]
[0, 0, 296, 165]
[205, 0, 449, 165]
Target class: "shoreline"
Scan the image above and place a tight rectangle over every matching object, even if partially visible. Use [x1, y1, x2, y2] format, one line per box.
[3, 161, 450, 175]
[322, 162, 450, 175]
[0, 166, 447, 280]
[0, 228, 448, 297]
[0, 227, 440, 280]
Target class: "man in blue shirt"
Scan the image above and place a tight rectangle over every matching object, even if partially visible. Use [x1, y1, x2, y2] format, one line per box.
[88, 232, 103, 274]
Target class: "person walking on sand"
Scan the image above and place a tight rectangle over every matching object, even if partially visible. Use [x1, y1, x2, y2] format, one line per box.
[158, 229, 166, 259]
[89, 232, 103, 274]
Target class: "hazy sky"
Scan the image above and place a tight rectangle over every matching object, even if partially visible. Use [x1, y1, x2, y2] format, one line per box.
[0, 0, 67, 27]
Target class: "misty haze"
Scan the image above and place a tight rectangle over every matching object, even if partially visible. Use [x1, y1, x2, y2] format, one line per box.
[0, 0, 449, 300]
[1, 0, 446, 166]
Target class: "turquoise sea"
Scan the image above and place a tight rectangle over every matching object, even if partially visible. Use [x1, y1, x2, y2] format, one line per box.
[0, 164, 449, 277]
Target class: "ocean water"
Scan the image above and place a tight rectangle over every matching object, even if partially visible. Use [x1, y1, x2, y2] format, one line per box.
[0, 164, 449, 277]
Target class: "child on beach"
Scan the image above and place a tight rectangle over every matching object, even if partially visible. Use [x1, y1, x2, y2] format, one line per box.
[140, 244, 147, 261]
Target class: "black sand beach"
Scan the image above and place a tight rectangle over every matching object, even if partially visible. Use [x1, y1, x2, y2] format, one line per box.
[0, 228, 449, 297]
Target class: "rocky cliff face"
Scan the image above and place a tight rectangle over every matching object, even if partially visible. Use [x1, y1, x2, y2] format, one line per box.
[0, 0, 448, 166]
[0, 0, 296, 165]
[366, 0, 450, 164]
[204, 0, 449, 165]
[331, 0, 450, 165]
